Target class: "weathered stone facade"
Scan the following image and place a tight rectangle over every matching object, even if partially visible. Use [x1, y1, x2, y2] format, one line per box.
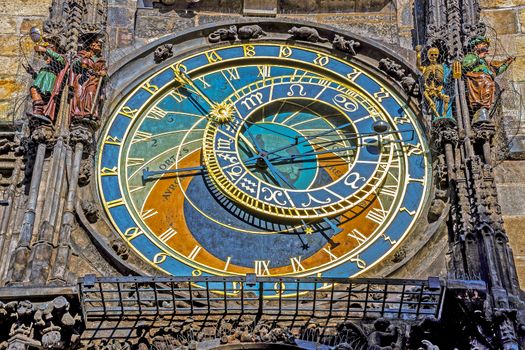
[0, 0, 52, 122]
[0, 0, 524, 348]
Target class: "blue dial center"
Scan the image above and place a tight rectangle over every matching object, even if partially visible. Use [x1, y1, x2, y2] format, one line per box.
[240, 123, 318, 190]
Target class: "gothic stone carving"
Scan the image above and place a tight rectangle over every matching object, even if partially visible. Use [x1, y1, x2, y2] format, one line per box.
[208, 25, 237, 43]
[153, 44, 173, 63]
[288, 26, 328, 43]
[0, 297, 81, 350]
[332, 34, 361, 55]
[378, 58, 419, 96]
[237, 25, 266, 40]
[208, 25, 266, 43]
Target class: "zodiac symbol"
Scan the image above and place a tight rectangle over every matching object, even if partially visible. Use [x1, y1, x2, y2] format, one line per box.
[344, 172, 366, 189]
[261, 187, 287, 205]
[287, 84, 306, 97]
[301, 192, 332, 207]
[333, 94, 358, 112]
[239, 178, 257, 194]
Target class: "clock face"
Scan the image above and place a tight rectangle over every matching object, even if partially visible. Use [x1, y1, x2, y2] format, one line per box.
[97, 42, 431, 283]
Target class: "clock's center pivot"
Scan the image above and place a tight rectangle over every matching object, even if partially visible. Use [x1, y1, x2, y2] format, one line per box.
[255, 151, 268, 170]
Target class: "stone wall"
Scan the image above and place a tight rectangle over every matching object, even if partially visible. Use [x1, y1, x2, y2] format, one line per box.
[481, 2, 525, 289]
[480, 1, 525, 156]
[0, 0, 52, 123]
[106, 0, 411, 65]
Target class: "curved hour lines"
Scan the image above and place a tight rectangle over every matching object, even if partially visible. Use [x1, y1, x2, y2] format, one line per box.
[203, 81, 395, 221]
[96, 42, 430, 282]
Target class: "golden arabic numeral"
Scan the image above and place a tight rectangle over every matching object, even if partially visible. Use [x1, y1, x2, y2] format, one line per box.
[100, 166, 118, 176]
[205, 50, 222, 63]
[313, 54, 329, 67]
[351, 255, 367, 269]
[142, 80, 159, 94]
[153, 252, 168, 264]
[346, 70, 362, 81]
[119, 106, 138, 119]
[243, 45, 256, 57]
[104, 135, 121, 146]
[403, 142, 424, 156]
[274, 282, 286, 295]
[169, 62, 188, 74]
[124, 227, 143, 241]
[373, 88, 390, 102]
[279, 45, 292, 58]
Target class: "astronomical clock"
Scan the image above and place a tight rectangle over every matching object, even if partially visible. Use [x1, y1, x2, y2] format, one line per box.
[95, 22, 431, 294]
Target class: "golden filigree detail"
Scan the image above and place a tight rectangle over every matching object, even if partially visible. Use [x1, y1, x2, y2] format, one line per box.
[210, 101, 234, 124]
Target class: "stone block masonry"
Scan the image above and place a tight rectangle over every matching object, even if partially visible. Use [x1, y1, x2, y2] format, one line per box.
[0, 0, 52, 123]
[482, 2, 525, 289]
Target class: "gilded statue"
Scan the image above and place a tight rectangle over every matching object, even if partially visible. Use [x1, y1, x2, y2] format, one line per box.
[416, 46, 451, 122]
[462, 36, 515, 125]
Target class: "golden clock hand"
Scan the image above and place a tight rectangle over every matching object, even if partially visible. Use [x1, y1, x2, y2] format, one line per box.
[174, 66, 216, 108]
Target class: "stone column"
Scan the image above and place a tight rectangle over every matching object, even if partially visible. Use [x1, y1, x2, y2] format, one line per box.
[9, 124, 55, 283]
[50, 119, 98, 284]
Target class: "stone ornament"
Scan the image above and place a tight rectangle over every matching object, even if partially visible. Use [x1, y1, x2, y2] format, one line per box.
[378, 57, 419, 95]
[237, 25, 267, 40]
[153, 44, 173, 63]
[288, 26, 328, 43]
[332, 34, 360, 55]
[208, 25, 266, 43]
[208, 25, 237, 43]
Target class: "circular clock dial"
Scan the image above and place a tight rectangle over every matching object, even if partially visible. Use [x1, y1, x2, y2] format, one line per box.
[97, 43, 431, 282]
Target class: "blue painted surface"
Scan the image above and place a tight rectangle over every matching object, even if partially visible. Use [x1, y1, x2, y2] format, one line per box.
[97, 43, 431, 286]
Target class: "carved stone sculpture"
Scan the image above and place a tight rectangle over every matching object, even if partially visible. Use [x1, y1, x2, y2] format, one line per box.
[208, 25, 237, 43]
[367, 318, 402, 349]
[238, 25, 266, 40]
[462, 36, 514, 125]
[153, 44, 173, 63]
[379, 57, 418, 95]
[69, 38, 107, 123]
[416, 46, 451, 122]
[332, 34, 360, 55]
[288, 26, 328, 43]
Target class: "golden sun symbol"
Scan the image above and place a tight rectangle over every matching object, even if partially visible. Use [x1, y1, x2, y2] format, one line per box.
[210, 101, 234, 124]
[304, 226, 314, 235]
